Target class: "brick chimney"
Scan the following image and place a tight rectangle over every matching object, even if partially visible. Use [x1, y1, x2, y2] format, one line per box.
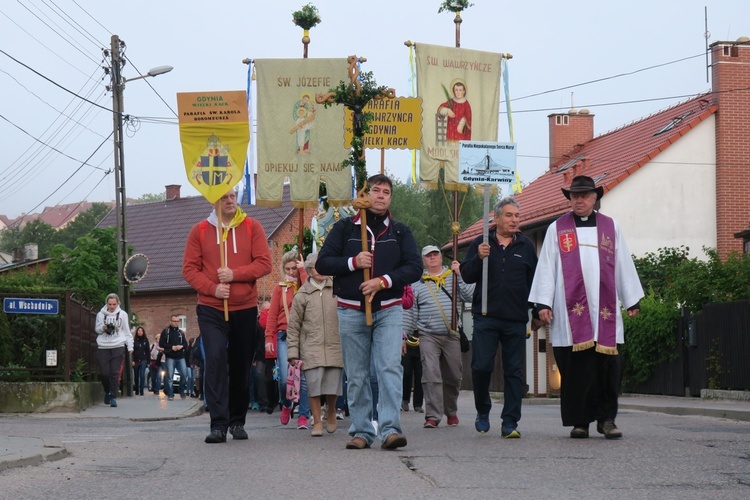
[165, 184, 181, 200]
[548, 110, 594, 167]
[711, 37, 750, 258]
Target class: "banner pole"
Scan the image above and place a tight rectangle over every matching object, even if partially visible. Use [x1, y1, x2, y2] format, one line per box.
[215, 200, 229, 321]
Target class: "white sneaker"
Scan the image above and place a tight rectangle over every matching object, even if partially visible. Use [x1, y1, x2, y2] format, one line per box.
[371, 420, 379, 434]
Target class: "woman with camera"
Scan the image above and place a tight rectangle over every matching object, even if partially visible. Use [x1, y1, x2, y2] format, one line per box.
[95, 293, 134, 407]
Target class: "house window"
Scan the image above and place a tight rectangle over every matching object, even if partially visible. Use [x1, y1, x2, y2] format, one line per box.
[745, 240, 750, 254]
[555, 115, 569, 126]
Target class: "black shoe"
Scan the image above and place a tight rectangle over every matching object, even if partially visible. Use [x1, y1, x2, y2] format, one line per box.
[570, 425, 589, 438]
[205, 429, 227, 443]
[598, 419, 623, 439]
[229, 425, 248, 440]
[265, 405, 274, 415]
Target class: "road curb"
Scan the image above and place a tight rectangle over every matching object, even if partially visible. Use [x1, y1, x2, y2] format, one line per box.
[0, 437, 68, 472]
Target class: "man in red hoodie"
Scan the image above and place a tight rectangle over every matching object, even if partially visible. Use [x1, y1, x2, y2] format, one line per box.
[183, 189, 273, 443]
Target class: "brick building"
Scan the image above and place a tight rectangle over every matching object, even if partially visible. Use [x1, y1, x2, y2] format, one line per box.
[454, 37, 750, 396]
[98, 184, 300, 344]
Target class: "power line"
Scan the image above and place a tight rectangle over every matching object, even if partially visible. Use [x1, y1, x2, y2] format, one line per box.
[54, 169, 112, 227]
[0, 48, 113, 113]
[70, 0, 111, 34]
[0, 9, 93, 79]
[509, 53, 705, 103]
[15, 0, 100, 65]
[124, 54, 178, 117]
[0, 68, 108, 139]
[41, 0, 103, 49]
[0, 113, 109, 172]
[8, 131, 113, 227]
[504, 86, 749, 115]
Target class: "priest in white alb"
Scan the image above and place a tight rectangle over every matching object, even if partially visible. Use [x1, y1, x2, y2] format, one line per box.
[529, 175, 644, 440]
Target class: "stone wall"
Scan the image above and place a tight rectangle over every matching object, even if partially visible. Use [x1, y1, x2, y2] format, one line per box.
[0, 382, 103, 413]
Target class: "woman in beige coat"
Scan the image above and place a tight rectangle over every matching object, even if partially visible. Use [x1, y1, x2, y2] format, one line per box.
[287, 252, 344, 437]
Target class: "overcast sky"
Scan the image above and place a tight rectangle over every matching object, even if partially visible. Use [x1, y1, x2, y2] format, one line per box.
[1, 0, 748, 219]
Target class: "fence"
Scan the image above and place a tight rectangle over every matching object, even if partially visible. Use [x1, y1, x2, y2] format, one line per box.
[0, 292, 99, 381]
[631, 300, 750, 396]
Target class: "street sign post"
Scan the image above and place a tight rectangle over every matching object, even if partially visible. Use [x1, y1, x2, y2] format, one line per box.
[3, 298, 60, 315]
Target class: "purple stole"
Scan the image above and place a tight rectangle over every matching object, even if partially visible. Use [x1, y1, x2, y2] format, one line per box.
[556, 212, 618, 355]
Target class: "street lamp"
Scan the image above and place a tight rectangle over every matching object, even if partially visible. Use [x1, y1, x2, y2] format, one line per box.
[109, 34, 172, 396]
[110, 34, 172, 318]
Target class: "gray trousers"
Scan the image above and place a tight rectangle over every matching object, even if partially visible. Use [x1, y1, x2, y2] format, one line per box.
[98, 346, 125, 396]
[419, 332, 462, 423]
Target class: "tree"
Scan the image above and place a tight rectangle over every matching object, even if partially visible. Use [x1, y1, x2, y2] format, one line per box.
[1, 220, 56, 258]
[52, 203, 112, 250]
[0, 225, 22, 254]
[388, 173, 485, 258]
[47, 227, 118, 307]
[132, 192, 166, 204]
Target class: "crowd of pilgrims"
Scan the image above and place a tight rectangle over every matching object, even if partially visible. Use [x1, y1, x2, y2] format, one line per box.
[131, 249, 425, 435]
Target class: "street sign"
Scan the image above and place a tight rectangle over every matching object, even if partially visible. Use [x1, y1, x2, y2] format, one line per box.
[3, 298, 60, 315]
[457, 141, 516, 185]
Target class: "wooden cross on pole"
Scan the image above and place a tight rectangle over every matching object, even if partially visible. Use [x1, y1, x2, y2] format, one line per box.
[317, 55, 395, 326]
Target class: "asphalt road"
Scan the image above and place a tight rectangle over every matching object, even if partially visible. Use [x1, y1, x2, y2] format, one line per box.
[1, 391, 749, 499]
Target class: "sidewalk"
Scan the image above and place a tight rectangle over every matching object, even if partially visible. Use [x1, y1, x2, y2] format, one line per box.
[0, 391, 204, 472]
[1, 391, 749, 473]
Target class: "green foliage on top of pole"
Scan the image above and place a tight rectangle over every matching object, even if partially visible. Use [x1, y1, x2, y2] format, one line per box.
[437, 0, 474, 13]
[322, 70, 389, 191]
[292, 3, 321, 30]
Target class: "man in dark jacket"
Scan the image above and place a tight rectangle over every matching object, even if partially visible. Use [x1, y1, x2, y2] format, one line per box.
[316, 174, 422, 451]
[460, 197, 540, 439]
[159, 315, 189, 400]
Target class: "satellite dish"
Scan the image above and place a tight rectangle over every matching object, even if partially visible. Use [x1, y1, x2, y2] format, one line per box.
[123, 253, 150, 283]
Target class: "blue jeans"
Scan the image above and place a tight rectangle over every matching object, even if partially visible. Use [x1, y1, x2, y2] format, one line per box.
[150, 363, 162, 393]
[338, 306, 403, 445]
[185, 367, 193, 395]
[134, 360, 147, 394]
[164, 357, 188, 397]
[471, 315, 526, 430]
[276, 332, 310, 418]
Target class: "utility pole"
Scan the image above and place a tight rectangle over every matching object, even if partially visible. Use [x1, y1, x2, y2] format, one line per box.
[108, 34, 131, 397]
[110, 34, 129, 316]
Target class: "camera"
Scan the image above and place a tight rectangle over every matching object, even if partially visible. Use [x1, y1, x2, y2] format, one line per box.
[104, 323, 116, 335]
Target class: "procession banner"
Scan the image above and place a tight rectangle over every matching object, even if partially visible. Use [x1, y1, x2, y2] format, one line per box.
[254, 58, 352, 208]
[415, 43, 502, 190]
[343, 97, 422, 150]
[177, 90, 249, 204]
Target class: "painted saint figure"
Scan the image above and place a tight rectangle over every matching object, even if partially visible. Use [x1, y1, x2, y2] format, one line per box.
[291, 92, 316, 153]
[437, 79, 472, 141]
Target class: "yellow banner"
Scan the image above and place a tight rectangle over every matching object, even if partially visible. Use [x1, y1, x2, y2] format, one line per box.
[344, 97, 422, 150]
[415, 43, 502, 190]
[177, 91, 249, 204]
[254, 59, 352, 208]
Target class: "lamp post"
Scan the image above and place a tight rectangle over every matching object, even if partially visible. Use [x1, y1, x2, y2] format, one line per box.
[110, 35, 172, 315]
[109, 34, 172, 396]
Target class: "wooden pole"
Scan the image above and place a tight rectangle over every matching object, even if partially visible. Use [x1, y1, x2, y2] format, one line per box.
[360, 208, 372, 326]
[481, 186, 490, 315]
[215, 200, 229, 321]
[450, 11, 462, 329]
